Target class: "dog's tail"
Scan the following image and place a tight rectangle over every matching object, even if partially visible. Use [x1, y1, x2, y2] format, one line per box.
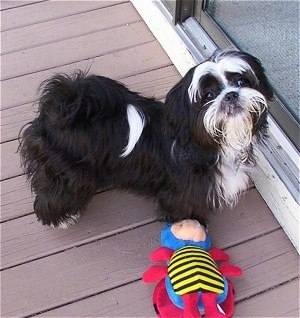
[36, 70, 132, 128]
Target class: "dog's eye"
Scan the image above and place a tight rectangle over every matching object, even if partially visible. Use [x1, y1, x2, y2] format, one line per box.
[203, 91, 215, 102]
[236, 77, 251, 88]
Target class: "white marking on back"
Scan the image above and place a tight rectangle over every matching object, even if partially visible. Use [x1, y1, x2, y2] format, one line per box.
[120, 104, 146, 158]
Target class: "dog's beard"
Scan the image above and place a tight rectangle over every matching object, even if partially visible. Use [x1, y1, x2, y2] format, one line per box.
[203, 88, 267, 149]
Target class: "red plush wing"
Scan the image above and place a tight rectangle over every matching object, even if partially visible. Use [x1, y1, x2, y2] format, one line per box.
[142, 265, 168, 283]
[218, 264, 243, 277]
[209, 247, 229, 262]
[150, 247, 174, 262]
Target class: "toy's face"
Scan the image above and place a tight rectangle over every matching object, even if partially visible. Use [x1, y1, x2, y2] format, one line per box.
[171, 219, 207, 242]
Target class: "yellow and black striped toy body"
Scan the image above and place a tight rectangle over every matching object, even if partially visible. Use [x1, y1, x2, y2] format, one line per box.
[165, 245, 229, 310]
[168, 246, 225, 295]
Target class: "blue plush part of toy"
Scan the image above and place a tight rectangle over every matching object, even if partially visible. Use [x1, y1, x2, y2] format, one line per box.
[165, 276, 229, 310]
[160, 223, 212, 251]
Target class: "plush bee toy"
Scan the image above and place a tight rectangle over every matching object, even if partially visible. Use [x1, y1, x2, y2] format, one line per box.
[143, 220, 243, 318]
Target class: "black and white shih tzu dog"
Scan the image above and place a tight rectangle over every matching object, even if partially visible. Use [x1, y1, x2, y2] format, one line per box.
[19, 49, 273, 228]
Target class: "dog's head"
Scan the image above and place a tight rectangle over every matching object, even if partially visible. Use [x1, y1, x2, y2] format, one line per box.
[165, 49, 273, 150]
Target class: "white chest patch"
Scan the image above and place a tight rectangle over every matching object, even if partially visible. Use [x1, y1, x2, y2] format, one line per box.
[214, 147, 250, 208]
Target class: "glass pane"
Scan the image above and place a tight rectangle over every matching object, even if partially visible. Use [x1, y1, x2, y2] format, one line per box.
[205, 0, 299, 123]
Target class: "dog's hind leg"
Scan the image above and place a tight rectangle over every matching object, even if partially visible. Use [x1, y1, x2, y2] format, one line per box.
[31, 166, 97, 228]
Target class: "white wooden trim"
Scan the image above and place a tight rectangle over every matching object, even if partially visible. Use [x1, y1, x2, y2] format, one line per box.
[250, 148, 299, 251]
[130, 0, 299, 253]
[268, 115, 299, 167]
[130, 0, 197, 76]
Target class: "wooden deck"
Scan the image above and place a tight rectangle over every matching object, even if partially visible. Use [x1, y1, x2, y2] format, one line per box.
[1, 1, 299, 317]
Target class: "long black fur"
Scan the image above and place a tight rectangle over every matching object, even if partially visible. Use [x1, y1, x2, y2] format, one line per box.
[19, 50, 272, 227]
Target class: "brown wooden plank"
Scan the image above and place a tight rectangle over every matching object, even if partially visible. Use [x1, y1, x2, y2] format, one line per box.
[232, 230, 298, 303]
[1, 140, 21, 180]
[0, 1, 45, 11]
[1, 66, 180, 142]
[208, 188, 280, 248]
[124, 66, 180, 100]
[1, 222, 163, 317]
[1, 179, 280, 262]
[2, 227, 297, 317]
[34, 280, 154, 317]
[2, 2, 141, 55]
[234, 279, 299, 317]
[1, 103, 37, 143]
[1, 175, 32, 222]
[0, 175, 112, 223]
[1, 1, 126, 31]
[35, 278, 300, 317]
[2, 21, 154, 80]
[2, 41, 172, 110]
[1, 189, 157, 270]
[1, 188, 277, 269]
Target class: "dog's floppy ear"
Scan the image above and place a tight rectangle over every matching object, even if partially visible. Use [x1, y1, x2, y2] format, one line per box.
[164, 67, 196, 146]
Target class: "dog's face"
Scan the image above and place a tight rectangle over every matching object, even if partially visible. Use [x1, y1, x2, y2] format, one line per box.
[165, 49, 273, 150]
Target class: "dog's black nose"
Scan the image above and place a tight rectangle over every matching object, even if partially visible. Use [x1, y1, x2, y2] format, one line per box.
[225, 91, 239, 102]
